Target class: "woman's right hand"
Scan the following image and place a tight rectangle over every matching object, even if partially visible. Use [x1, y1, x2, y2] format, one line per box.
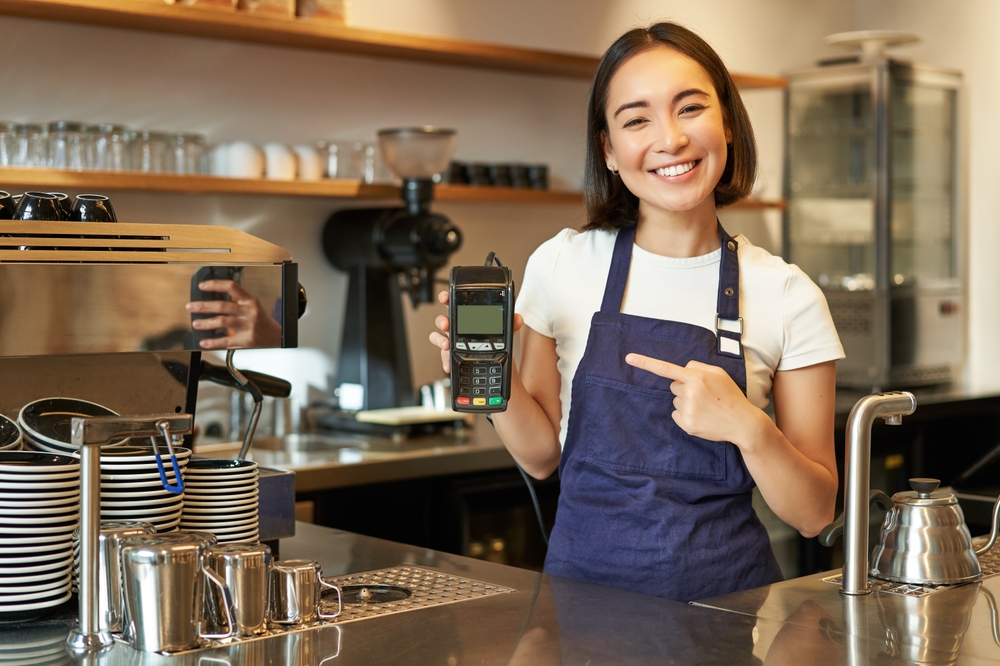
[429, 290, 523, 374]
[429, 290, 454, 373]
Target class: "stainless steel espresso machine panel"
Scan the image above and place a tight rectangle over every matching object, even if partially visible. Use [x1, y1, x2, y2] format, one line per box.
[784, 60, 964, 389]
[0, 221, 298, 355]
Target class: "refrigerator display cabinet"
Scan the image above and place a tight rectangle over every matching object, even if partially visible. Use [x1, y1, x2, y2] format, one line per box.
[784, 59, 963, 389]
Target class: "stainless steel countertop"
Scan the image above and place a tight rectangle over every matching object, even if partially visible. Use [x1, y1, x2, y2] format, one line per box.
[199, 416, 515, 493]
[7, 522, 1000, 664]
[696, 568, 1000, 665]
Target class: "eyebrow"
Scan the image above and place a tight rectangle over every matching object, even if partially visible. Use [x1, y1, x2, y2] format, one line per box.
[612, 88, 711, 119]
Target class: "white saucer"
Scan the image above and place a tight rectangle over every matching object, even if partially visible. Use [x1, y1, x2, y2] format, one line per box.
[0, 488, 79, 501]
[0, 588, 71, 613]
[102, 504, 182, 518]
[180, 515, 258, 530]
[0, 566, 72, 585]
[184, 477, 258, 489]
[100, 488, 183, 499]
[102, 495, 183, 508]
[0, 471, 79, 483]
[0, 542, 73, 558]
[0, 512, 77, 525]
[184, 502, 258, 520]
[0, 556, 73, 576]
[1, 530, 75, 544]
[184, 484, 258, 497]
[216, 531, 259, 543]
[183, 494, 258, 508]
[0, 479, 78, 491]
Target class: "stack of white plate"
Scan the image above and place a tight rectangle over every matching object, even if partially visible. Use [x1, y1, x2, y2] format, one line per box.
[180, 459, 259, 544]
[0, 451, 78, 622]
[100, 445, 191, 532]
[0, 415, 22, 452]
[18, 397, 126, 455]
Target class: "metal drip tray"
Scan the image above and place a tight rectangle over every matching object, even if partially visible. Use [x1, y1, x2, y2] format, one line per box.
[823, 537, 1000, 597]
[320, 566, 514, 623]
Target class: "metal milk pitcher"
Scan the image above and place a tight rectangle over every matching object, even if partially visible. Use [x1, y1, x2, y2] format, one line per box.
[121, 532, 235, 653]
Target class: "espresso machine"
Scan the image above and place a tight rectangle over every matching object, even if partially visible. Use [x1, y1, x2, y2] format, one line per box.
[0, 217, 302, 646]
[784, 32, 964, 389]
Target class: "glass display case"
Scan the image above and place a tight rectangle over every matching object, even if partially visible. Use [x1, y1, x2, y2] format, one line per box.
[784, 59, 963, 389]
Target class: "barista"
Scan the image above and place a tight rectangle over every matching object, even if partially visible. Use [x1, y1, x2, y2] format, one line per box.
[430, 22, 844, 601]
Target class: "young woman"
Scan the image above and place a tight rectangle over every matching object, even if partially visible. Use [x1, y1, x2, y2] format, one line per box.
[430, 22, 844, 602]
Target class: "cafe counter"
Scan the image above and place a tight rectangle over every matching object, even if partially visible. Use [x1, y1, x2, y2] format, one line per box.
[7, 521, 1000, 665]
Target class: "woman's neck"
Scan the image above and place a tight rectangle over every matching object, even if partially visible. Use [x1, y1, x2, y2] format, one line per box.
[633, 198, 720, 258]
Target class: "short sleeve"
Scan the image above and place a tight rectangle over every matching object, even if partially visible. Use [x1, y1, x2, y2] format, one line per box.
[776, 266, 846, 371]
[515, 229, 569, 338]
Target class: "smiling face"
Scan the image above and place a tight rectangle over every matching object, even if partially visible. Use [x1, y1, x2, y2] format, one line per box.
[602, 45, 732, 223]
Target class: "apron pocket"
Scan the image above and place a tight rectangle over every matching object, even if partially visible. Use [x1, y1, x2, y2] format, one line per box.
[577, 375, 728, 481]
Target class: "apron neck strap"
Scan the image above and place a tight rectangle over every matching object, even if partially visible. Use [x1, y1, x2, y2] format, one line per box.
[599, 226, 635, 314]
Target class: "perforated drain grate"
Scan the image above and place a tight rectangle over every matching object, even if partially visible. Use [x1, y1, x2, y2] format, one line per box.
[319, 566, 515, 623]
[823, 537, 1000, 597]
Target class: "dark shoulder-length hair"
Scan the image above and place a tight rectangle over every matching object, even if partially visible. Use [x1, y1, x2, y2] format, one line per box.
[583, 22, 757, 231]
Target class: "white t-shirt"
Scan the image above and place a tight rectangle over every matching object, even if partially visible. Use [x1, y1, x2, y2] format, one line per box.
[516, 228, 845, 445]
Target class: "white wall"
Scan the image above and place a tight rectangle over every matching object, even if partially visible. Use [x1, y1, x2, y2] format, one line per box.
[853, 0, 997, 388]
[0, 1, 855, 402]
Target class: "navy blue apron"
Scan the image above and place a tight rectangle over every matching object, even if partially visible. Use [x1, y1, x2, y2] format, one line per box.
[543, 224, 783, 602]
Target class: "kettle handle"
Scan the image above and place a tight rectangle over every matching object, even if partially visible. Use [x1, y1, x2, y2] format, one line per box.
[198, 561, 235, 641]
[974, 492, 1000, 557]
[819, 490, 893, 547]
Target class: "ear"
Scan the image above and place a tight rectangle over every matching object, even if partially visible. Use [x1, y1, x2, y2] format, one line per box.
[725, 125, 733, 145]
[601, 130, 615, 163]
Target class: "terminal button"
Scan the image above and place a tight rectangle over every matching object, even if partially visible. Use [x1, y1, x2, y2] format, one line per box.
[473, 398, 487, 406]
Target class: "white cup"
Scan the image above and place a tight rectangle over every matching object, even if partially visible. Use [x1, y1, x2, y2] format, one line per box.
[227, 141, 265, 179]
[293, 144, 323, 181]
[208, 144, 230, 176]
[263, 143, 297, 181]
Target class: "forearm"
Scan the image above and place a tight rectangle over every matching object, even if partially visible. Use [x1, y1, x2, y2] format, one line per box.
[737, 410, 838, 538]
[492, 364, 562, 479]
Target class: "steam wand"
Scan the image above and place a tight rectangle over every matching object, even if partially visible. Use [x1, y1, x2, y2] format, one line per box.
[226, 349, 264, 461]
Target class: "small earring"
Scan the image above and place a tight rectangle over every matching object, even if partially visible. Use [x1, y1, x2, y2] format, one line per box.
[607, 163, 618, 175]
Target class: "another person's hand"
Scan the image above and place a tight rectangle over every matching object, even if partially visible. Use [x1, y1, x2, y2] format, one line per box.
[429, 290, 523, 374]
[624, 355, 766, 446]
[186, 279, 282, 349]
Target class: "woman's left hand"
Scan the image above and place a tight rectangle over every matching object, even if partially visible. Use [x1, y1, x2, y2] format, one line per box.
[624, 354, 764, 446]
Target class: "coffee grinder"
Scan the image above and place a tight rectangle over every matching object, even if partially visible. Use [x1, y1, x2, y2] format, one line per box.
[322, 127, 462, 416]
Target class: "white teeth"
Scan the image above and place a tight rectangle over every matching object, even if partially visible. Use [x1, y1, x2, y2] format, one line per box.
[655, 161, 695, 177]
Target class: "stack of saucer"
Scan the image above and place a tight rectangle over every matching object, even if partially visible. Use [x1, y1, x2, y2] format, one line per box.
[100, 446, 191, 532]
[0, 451, 78, 621]
[0, 415, 22, 452]
[180, 459, 259, 544]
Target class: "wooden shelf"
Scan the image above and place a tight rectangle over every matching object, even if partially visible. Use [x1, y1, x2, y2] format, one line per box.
[0, 166, 581, 203]
[0, 0, 787, 86]
[0, 167, 784, 209]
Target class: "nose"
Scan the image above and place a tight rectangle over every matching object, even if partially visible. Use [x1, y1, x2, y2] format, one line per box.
[656, 119, 689, 154]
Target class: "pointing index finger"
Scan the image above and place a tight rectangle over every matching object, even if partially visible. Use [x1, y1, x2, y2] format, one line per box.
[625, 354, 691, 381]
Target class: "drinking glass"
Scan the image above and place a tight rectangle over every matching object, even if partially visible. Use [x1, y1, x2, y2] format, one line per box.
[168, 133, 205, 174]
[131, 130, 169, 173]
[0, 122, 15, 167]
[47, 121, 88, 170]
[89, 123, 130, 171]
[13, 123, 46, 167]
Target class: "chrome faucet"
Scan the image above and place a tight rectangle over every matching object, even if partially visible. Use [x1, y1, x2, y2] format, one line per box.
[66, 414, 193, 653]
[840, 391, 916, 595]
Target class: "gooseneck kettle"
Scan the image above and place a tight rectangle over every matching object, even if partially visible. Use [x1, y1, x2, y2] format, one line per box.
[821, 477, 1000, 586]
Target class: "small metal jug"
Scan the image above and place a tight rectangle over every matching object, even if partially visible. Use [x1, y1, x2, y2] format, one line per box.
[121, 532, 235, 652]
[268, 559, 342, 625]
